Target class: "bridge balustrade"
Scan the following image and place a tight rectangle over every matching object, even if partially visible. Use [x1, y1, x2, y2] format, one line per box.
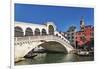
[15, 35, 66, 42]
[14, 35, 73, 49]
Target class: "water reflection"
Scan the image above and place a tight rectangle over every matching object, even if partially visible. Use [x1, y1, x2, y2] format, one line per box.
[15, 53, 94, 65]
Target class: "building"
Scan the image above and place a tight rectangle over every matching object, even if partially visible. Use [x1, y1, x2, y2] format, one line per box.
[66, 26, 77, 48]
[59, 17, 94, 50]
[76, 17, 94, 49]
[80, 16, 85, 31]
[60, 26, 77, 48]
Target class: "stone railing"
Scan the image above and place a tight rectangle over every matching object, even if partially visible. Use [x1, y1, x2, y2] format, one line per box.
[14, 35, 74, 49]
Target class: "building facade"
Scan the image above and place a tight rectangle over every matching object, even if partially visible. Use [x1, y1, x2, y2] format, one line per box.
[60, 26, 77, 48]
[66, 26, 77, 48]
[15, 21, 56, 37]
[61, 17, 94, 49]
[76, 18, 94, 49]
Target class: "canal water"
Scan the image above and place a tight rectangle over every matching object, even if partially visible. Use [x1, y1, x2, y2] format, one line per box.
[15, 53, 94, 65]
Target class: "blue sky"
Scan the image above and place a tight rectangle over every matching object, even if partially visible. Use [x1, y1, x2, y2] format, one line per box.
[15, 3, 94, 32]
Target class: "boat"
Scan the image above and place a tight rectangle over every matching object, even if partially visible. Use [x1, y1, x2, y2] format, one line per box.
[24, 53, 37, 59]
[76, 51, 89, 56]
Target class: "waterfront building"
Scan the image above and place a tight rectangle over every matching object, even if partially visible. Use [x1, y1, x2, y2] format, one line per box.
[76, 17, 94, 49]
[66, 26, 77, 48]
[60, 26, 77, 48]
[59, 17, 94, 50]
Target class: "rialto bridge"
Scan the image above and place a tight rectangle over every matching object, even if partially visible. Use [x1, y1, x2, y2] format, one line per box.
[14, 21, 74, 61]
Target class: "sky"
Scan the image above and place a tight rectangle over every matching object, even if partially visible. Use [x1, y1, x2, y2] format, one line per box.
[15, 3, 94, 32]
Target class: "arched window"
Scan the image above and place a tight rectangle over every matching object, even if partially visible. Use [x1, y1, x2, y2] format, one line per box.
[25, 27, 33, 36]
[42, 29, 47, 35]
[35, 28, 40, 36]
[15, 26, 23, 37]
[48, 25, 54, 35]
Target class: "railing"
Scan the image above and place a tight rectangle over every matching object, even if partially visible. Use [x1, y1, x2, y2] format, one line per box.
[14, 35, 74, 49]
[15, 35, 69, 43]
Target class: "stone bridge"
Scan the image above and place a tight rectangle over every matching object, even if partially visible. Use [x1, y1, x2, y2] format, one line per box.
[15, 35, 74, 60]
[14, 21, 74, 61]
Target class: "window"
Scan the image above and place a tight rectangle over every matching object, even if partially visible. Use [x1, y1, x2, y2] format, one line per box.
[72, 36, 74, 39]
[67, 37, 70, 40]
[72, 33, 74, 35]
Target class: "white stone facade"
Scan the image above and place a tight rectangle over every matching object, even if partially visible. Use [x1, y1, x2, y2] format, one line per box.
[14, 21, 74, 62]
[14, 21, 70, 43]
[15, 21, 56, 36]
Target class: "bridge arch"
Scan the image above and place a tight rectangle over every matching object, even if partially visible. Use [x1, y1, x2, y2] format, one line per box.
[25, 27, 33, 36]
[42, 28, 47, 35]
[39, 41, 68, 53]
[34, 28, 40, 36]
[48, 25, 54, 35]
[15, 35, 74, 59]
[15, 26, 24, 37]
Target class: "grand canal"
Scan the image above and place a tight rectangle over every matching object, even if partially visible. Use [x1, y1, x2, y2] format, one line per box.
[15, 53, 94, 65]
